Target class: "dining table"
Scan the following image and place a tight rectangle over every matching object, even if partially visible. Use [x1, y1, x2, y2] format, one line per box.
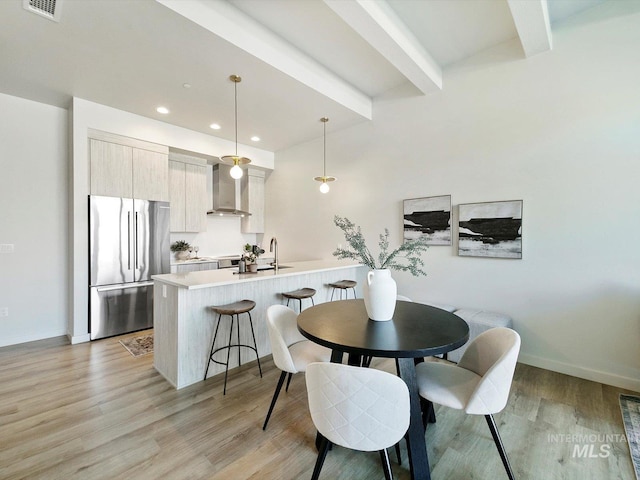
[297, 298, 469, 480]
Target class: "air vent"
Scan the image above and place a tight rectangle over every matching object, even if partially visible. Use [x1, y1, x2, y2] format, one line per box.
[23, 0, 62, 22]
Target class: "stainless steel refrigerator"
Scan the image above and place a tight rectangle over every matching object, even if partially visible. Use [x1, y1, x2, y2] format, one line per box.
[89, 195, 170, 340]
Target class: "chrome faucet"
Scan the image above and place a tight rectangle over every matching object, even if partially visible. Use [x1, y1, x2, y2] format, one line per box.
[270, 237, 278, 269]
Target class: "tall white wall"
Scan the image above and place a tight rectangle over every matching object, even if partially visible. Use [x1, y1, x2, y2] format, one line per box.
[0, 93, 68, 347]
[264, 3, 640, 390]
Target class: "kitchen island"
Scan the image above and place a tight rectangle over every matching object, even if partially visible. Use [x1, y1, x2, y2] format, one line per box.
[152, 260, 366, 389]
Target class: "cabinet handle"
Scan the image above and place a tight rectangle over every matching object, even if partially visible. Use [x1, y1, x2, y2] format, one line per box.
[95, 281, 154, 292]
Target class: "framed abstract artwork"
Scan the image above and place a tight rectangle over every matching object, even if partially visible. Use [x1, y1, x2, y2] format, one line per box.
[403, 195, 452, 246]
[458, 200, 523, 258]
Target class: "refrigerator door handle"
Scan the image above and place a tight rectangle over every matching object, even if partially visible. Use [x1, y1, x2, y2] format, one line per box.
[95, 281, 155, 292]
[135, 211, 139, 269]
[127, 211, 132, 270]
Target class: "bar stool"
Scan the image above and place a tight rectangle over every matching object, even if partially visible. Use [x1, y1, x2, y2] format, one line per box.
[329, 280, 357, 301]
[282, 288, 316, 313]
[204, 299, 262, 394]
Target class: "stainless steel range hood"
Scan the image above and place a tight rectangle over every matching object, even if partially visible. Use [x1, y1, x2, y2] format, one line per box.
[207, 163, 251, 217]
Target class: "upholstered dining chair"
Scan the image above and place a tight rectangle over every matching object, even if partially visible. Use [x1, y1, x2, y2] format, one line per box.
[415, 327, 521, 480]
[305, 362, 410, 480]
[262, 305, 331, 430]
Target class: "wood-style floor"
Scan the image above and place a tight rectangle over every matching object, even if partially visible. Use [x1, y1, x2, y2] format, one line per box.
[0, 330, 637, 480]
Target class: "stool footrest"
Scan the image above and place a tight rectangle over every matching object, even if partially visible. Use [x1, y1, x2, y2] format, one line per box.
[209, 345, 260, 366]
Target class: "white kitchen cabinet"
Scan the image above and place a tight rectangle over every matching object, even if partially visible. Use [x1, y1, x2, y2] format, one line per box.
[169, 161, 186, 232]
[185, 163, 207, 231]
[241, 168, 265, 233]
[89, 131, 169, 201]
[169, 158, 207, 233]
[132, 148, 169, 201]
[89, 139, 133, 198]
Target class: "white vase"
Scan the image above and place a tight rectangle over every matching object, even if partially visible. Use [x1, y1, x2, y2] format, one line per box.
[175, 250, 190, 261]
[363, 269, 397, 321]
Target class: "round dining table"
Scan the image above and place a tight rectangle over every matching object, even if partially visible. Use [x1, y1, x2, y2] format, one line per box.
[297, 298, 469, 480]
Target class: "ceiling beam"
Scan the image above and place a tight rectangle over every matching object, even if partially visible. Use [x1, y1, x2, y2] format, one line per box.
[156, 0, 372, 120]
[508, 0, 553, 57]
[324, 0, 442, 94]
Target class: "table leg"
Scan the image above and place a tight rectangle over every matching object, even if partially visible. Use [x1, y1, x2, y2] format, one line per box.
[330, 350, 343, 364]
[347, 352, 362, 366]
[397, 357, 431, 480]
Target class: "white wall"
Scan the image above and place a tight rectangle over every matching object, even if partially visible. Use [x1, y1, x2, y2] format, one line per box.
[0, 93, 69, 347]
[264, 3, 640, 390]
[169, 217, 259, 259]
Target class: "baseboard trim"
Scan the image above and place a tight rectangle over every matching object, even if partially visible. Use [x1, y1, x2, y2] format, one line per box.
[0, 330, 67, 348]
[519, 353, 640, 393]
[69, 333, 91, 344]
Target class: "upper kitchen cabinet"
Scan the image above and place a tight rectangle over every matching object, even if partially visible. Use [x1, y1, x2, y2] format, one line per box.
[89, 139, 132, 198]
[169, 154, 207, 233]
[132, 148, 169, 201]
[241, 168, 265, 233]
[89, 130, 169, 201]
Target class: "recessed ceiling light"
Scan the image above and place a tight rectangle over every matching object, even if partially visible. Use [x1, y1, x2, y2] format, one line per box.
[156, 106, 169, 114]
[210, 123, 221, 130]
[251, 136, 261, 142]
[183, 83, 191, 89]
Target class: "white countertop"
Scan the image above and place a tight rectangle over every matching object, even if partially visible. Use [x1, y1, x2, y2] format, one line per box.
[170, 255, 275, 266]
[170, 257, 218, 266]
[153, 260, 362, 290]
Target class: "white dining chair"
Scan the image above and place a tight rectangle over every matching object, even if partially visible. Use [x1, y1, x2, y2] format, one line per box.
[305, 362, 410, 480]
[262, 305, 331, 430]
[415, 327, 520, 480]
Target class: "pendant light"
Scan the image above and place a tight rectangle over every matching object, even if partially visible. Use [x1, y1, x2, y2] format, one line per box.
[314, 117, 336, 193]
[221, 75, 251, 179]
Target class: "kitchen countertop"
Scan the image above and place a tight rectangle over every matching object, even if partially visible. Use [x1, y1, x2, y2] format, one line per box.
[170, 255, 275, 266]
[170, 257, 218, 266]
[153, 260, 360, 290]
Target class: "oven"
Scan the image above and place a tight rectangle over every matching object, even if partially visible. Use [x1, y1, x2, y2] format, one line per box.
[215, 256, 242, 269]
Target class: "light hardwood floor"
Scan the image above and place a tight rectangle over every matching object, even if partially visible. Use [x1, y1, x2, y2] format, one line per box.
[0, 331, 637, 480]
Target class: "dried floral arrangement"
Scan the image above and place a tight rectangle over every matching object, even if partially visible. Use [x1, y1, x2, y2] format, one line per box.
[332, 215, 429, 277]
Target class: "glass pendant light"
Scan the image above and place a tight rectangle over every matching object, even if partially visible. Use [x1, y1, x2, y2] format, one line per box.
[221, 75, 251, 179]
[314, 117, 336, 193]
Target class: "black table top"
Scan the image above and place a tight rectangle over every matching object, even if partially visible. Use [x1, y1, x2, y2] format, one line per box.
[297, 299, 469, 358]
